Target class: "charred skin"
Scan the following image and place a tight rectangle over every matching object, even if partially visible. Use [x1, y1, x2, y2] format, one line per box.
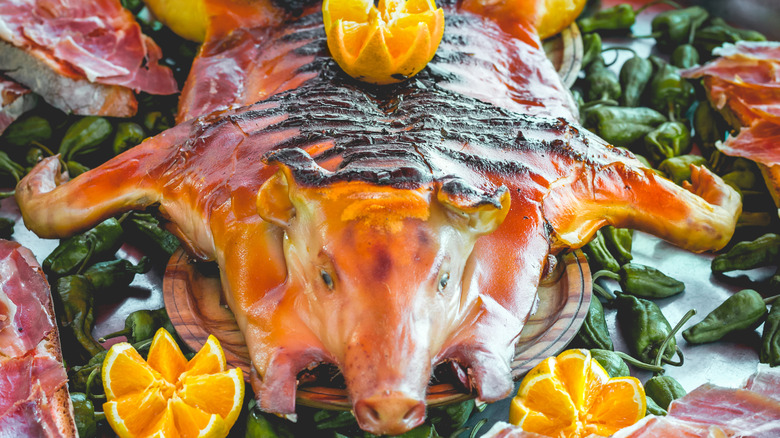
[16, 2, 741, 436]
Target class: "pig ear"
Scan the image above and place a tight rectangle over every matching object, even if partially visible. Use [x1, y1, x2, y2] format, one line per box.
[257, 167, 297, 227]
[437, 182, 511, 235]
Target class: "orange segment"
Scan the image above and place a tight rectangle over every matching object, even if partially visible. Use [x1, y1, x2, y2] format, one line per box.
[509, 349, 646, 438]
[102, 342, 166, 401]
[178, 368, 244, 428]
[184, 335, 227, 377]
[323, 0, 445, 84]
[102, 330, 245, 438]
[104, 388, 170, 438]
[171, 396, 228, 438]
[147, 328, 188, 384]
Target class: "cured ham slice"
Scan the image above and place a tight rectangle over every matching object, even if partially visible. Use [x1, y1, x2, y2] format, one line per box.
[0, 240, 75, 437]
[667, 384, 780, 437]
[0, 0, 178, 117]
[612, 416, 727, 438]
[0, 76, 35, 135]
[682, 41, 780, 216]
[742, 364, 780, 402]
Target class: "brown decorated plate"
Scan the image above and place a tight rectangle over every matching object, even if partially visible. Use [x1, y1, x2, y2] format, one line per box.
[162, 249, 591, 410]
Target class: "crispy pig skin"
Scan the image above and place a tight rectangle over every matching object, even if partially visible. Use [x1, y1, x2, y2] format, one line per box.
[15, 1, 741, 435]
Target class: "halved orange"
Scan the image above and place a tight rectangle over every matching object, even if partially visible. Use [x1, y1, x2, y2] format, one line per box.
[103, 329, 244, 438]
[509, 349, 645, 438]
[323, 0, 445, 84]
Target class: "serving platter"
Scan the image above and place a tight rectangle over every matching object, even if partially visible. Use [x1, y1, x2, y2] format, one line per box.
[163, 249, 591, 409]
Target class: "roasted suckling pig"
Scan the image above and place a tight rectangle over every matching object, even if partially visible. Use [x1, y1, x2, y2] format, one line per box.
[15, 0, 741, 435]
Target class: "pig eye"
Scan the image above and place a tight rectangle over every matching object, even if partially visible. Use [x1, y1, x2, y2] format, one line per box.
[320, 270, 334, 290]
[438, 273, 449, 292]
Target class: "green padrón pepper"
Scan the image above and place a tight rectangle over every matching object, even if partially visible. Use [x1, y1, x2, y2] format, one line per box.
[601, 226, 633, 265]
[650, 6, 709, 49]
[245, 408, 295, 438]
[59, 116, 113, 161]
[620, 263, 685, 299]
[0, 151, 24, 183]
[645, 396, 668, 416]
[581, 33, 602, 69]
[70, 392, 105, 438]
[127, 213, 181, 257]
[2, 116, 52, 147]
[619, 55, 653, 107]
[584, 106, 666, 148]
[615, 292, 677, 364]
[671, 44, 700, 69]
[575, 297, 613, 350]
[647, 57, 695, 119]
[56, 275, 103, 356]
[577, 4, 636, 33]
[586, 57, 621, 103]
[682, 289, 768, 344]
[711, 233, 780, 273]
[590, 349, 629, 377]
[583, 229, 620, 273]
[761, 302, 780, 366]
[83, 257, 151, 290]
[694, 18, 766, 58]
[113, 122, 145, 155]
[644, 375, 686, 410]
[658, 155, 708, 186]
[101, 308, 175, 344]
[693, 101, 724, 158]
[43, 217, 124, 276]
[644, 121, 692, 163]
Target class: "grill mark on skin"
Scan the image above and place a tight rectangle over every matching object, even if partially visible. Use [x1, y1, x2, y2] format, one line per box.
[179, 6, 619, 208]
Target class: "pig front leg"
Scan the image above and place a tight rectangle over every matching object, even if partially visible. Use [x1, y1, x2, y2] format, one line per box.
[542, 163, 741, 252]
[14, 125, 187, 240]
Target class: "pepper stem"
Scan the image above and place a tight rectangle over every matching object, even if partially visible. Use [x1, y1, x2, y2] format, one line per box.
[469, 419, 488, 438]
[592, 269, 621, 283]
[654, 308, 696, 369]
[581, 99, 620, 110]
[0, 191, 14, 200]
[94, 412, 106, 422]
[612, 351, 665, 373]
[85, 368, 99, 399]
[99, 328, 131, 343]
[76, 235, 97, 275]
[764, 294, 780, 305]
[30, 141, 56, 157]
[592, 283, 616, 302]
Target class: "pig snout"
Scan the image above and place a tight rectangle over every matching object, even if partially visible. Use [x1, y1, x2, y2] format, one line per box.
[342, 331, 432, 435]
[354, 391, 426, 435]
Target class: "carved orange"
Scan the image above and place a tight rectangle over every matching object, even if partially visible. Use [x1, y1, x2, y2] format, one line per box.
[323, 0, 445, 85]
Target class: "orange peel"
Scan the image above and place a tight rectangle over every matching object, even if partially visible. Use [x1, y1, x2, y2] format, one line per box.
[323, 0, 445, 85]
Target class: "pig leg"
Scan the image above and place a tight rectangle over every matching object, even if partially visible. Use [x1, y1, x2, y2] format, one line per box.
[542, 163, 742, 252]
[14, 133, 177, 239]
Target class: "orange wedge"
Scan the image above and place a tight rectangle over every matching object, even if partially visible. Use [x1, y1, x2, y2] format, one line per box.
[103, 329, 244, 438]
[509, 349, 645, 438]
[323, 0, 445, 84]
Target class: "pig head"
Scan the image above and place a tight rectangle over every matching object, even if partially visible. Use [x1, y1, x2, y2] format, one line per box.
[227, 151, 514, 435]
